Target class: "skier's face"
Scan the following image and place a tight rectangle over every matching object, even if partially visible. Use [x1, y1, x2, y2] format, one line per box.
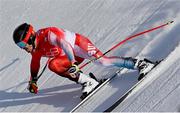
[23, 44, 33, 53]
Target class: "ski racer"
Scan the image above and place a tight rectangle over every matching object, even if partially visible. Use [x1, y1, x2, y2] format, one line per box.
[12, 23, 155, 95]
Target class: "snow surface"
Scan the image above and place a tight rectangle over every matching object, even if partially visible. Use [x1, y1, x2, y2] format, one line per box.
[0, 0, 180, 112]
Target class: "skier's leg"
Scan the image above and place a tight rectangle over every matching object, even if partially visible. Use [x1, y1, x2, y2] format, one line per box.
[74, 34, 103, 59]
[48, 55, 99, 93]
[74, 34, 156, 81]
[74, 34, 137, 69]
[48, 56, 76, 80]
[93, 52, 156, 75]
[95, 56, 136, 69]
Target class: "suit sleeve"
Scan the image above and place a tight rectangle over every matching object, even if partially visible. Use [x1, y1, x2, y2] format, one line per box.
[48, 29, 76, 64]
[30, 53, 41, 81]
[58, 38, 76, 64]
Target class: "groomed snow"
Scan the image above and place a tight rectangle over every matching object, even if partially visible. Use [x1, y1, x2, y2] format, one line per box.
[0, 0, 180, 112]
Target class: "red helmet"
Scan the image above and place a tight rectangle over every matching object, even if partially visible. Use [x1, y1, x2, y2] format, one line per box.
[13, 23, 35, 48]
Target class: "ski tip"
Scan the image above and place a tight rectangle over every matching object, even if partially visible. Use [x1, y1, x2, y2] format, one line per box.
[167, 20, 174, 24]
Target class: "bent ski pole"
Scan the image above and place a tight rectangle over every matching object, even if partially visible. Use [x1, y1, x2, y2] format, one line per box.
[79, 20, 174, 69]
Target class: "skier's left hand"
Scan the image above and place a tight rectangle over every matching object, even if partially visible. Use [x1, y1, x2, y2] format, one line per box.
[27, 80, 38, 94]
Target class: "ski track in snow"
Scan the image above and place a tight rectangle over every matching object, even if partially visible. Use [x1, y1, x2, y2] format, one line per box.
[0, 0, 180, 112]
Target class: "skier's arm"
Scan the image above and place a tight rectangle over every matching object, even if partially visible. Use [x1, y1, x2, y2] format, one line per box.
[30, 54, 41, 81]
[58, 38, 76, 64]
[48, 29, 76, 64]
[27, 54, 41, 94]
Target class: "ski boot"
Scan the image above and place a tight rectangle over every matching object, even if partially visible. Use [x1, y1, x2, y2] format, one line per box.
[78, 72, 99, 100]
[135, 58, 156, 81]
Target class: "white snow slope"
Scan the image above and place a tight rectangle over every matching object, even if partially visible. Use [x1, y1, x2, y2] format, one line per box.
[0, 0, 180, 112]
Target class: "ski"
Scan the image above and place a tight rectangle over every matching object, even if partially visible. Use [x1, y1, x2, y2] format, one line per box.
[104, 59, 163, 112]
[80, 78, 107, 100]
[70, 69, 122, 112]
[71, 59, 163, 112]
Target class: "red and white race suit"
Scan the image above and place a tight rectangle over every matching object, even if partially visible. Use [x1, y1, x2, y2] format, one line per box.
[30, 27, 135, 81]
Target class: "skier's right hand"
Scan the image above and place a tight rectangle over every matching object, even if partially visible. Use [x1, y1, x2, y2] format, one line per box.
[27, 80, 38, 94]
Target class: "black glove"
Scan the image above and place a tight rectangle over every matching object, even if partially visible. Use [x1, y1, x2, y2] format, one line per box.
[27, 80, 38, 94]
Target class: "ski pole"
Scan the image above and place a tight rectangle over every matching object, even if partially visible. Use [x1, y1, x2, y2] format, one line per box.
[79, 20, 174, 69]
[37, 58, 50, 80]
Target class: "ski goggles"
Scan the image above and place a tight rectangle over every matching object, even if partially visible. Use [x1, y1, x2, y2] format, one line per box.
[17, 41, 27, 49]
[17, 25, 34, 49]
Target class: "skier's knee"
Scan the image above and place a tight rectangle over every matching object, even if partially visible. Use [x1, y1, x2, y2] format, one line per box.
[49, 60, 81, 82]
[48, 58, 71, 74]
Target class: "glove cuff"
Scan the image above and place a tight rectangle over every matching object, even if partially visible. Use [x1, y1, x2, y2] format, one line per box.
[29, 80, 37, 84]
[30, 76, 38, 82]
